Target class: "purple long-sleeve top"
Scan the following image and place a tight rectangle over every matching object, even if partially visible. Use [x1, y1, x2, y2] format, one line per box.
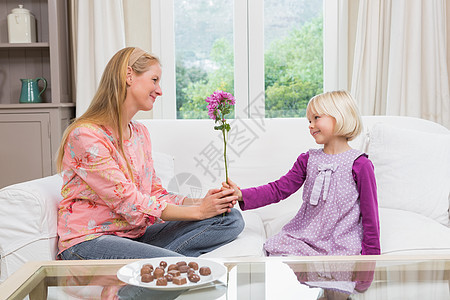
[239, 152, 381, 255]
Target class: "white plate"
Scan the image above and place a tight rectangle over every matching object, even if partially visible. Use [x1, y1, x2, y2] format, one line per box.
[117, 257, 227, 291]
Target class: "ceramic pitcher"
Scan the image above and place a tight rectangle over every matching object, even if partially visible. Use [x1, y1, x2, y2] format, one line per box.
[19, 77, 47, 103]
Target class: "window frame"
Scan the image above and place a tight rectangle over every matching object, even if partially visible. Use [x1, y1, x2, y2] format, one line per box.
[151, 0, 347, 119]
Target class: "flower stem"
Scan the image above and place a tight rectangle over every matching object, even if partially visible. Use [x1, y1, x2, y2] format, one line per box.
[222, 126, 228, 184]
[222, 124, 228, 217]
[222, 128, 228, 183]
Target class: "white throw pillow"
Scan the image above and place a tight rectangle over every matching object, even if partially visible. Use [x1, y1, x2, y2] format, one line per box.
[368, 122, 450, 226]
[152, 151, 175, 188]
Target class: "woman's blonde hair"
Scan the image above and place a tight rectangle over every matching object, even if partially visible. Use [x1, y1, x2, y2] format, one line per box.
[56, 47, 160, 176]
[306, 90, 362, 141]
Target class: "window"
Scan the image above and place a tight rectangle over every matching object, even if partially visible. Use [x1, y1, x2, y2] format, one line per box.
[173, 0, 235, 119]
[151, 0, 345, 119]
[263, 0, 323, 118]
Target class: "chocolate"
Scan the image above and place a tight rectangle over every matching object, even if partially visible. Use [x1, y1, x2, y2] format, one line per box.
[156, 277, 168, 286]
[199, 266, 211, 276]
[141, 273, 154, 283]
[167, 264, 178, 271]
[188, 261, 199, 270]
[164, 274, 174, 282]
[168, 269, 181, 277]
[176, 261, 187, 267]
[159, 261, 167, 268]
[188, 273, 201, 283]
[172, 276, 187, 285]
[140, 266, 152, 276]
[178, 265, 189, 273]
[143, 264, 153, 272]
[153, 268, 165, 278]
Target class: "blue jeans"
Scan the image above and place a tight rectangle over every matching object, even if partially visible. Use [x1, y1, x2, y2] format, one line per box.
[60, 208, 244, 260]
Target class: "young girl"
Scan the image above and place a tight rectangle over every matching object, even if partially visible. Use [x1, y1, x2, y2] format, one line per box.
[225, 90, 380, 256]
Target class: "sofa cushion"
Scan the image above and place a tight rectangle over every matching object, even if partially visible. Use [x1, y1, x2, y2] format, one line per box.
[250, 192, 303, 239]
[200, 211, 266, 257]
[368, 122, 450, 226]
[379, 208, 450, 255]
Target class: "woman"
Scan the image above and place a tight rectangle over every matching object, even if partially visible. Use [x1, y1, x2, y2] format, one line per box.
[56, 47, 244, 260]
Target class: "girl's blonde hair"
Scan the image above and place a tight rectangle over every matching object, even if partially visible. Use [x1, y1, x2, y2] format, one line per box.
[306, 90, 362, 141]
[56, 47, 160, 176]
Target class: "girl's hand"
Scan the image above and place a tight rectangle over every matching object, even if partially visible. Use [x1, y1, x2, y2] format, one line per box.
[221, 179, 242, 201]
[198, 188, 238, 219]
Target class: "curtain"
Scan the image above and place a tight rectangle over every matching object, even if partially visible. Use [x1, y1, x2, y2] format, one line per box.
[71, 0, 126, 117]
[351, 0, 450, 129]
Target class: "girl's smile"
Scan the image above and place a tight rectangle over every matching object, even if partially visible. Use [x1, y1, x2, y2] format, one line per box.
[310, 129, 320, 137]
[308, 114, 336, 142]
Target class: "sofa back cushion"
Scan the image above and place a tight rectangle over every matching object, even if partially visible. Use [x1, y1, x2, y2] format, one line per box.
[367, 122, 450, 226]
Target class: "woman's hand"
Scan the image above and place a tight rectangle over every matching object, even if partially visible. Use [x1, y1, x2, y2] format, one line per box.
[198, 188, 238, 219]
[161, 188, 237, 221]
[221, 179, 242, 201]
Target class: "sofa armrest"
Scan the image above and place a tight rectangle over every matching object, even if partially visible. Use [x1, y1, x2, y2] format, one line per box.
[0, 175, 63, 261]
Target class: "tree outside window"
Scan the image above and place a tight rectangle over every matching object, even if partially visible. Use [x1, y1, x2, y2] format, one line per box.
[174, 0, 322, 119]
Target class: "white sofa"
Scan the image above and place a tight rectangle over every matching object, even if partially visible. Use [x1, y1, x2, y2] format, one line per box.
[0, 116, 449, 283]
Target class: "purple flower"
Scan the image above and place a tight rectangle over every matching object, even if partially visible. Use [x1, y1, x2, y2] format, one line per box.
[206, 90, 235, 121]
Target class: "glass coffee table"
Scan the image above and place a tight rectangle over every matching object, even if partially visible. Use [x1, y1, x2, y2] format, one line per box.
[0, 255, 449, 300]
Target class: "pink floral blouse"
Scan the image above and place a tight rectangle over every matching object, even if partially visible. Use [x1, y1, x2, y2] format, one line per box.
[57, 121, 185, 254]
